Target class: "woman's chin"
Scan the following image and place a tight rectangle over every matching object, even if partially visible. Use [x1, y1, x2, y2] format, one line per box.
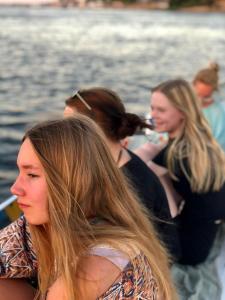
[154, 126, 165, 133]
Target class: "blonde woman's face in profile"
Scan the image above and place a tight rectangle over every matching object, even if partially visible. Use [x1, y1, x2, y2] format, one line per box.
[11, 138, 49, 225]
[151, 91, 184, 139]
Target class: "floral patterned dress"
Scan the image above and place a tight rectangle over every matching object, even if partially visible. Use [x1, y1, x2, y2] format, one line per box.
[97, 250, 158, 299]
[0, 216, 37, 278]
[0, 216, 159, 299]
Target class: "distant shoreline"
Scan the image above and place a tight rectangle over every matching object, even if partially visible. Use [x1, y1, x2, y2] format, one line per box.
[0, 1, 225, 13]
[107, 3, 225, 13]
[177, 5, 225, 13]
[103, 1, 225, 13]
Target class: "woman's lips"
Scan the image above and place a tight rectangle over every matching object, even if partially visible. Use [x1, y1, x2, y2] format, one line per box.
[17, 202, 30, 209]
[154, 122, 164, 127]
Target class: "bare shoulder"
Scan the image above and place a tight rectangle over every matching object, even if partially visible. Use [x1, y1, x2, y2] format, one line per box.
[46, 277, 67, 300]
[47, 255, 121, 300]
[77, 255, 122, 299]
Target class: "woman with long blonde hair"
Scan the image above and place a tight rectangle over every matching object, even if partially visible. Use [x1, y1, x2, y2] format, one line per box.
[5, 115, 177, 300]
[147, 78, 225, 265]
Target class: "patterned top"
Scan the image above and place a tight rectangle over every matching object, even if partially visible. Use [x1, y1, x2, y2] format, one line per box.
[97, 250, 159, 300]
[0, 217, 159, 299]
[0, 216, 37, 278]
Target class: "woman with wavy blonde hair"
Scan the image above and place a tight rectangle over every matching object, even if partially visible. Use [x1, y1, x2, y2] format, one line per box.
[147, 78, 225, 266]
[7, 115, 177, 300]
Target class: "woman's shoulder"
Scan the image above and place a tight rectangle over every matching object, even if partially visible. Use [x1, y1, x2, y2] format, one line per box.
[47, 245, 158, 300]
[152, 143, 170, 165]
[79, 244, 137, 299]
[47, 252, 123, 300]
[125, 149, 170, 186]
[96, 246, 158, 300]
[125, 149, 162, 180]
[123, 150, 170, 212]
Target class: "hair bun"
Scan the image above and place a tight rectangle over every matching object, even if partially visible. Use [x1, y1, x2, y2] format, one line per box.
[194, 62, 220, 91]
[209, 62, 219, 73]
[116, 113, 139, 139]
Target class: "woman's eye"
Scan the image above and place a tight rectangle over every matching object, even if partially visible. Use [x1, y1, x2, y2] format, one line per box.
[28, 173, 39, 178]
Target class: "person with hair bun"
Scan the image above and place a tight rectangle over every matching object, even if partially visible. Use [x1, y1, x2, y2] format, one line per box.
[193, 62, 225, 151]
[65, 87, 181, 260]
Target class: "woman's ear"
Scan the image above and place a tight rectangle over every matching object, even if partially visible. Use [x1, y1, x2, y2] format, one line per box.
[179, 110, 185, 120]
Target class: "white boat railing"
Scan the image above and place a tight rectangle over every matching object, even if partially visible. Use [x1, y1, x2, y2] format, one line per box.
[0, 195, 17, 212]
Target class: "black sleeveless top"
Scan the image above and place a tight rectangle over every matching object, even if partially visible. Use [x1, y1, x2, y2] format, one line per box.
[122, 150, 181, 262]
[153, 144, 225, 265]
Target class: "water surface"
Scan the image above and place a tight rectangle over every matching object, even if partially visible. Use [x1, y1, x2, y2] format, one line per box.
[1, 7, 225, 200]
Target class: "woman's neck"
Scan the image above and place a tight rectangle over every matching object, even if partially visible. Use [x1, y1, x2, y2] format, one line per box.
[106, 139, 131, 167]
[202, 98, 214, 108]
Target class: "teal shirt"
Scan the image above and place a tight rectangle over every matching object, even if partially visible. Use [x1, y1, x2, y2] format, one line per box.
[203, 101, 225, 152]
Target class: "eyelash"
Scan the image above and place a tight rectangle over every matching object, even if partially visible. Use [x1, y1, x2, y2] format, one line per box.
[28, 173, 39, 178]
[151, 107, 166, 113]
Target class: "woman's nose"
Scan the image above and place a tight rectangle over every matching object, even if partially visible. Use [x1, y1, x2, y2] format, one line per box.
[10, 177, 25, 197]
[151, 110, 156, 118]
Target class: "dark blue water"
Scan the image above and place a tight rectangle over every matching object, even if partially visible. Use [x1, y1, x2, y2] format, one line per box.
[1, 6, 225, 201]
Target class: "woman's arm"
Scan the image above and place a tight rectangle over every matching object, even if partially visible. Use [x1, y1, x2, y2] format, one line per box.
[147, 161, 183, 218]
[0, 279, 36, 300]
[134, 142, 166, 163]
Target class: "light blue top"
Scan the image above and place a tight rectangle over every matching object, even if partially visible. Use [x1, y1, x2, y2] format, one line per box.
[203, 101, 225, 152]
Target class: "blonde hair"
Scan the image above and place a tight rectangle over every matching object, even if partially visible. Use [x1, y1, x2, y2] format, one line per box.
[193, 62, 219, 91]
[24, 115, 177, 300]
[152, 79, 225, 192]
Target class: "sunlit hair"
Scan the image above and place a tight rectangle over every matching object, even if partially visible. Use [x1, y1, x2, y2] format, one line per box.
[152, 79, 225, 192]
[23, 115, 177, 300]
[65, 87, 153, 142]
[193, 62, 219, 91]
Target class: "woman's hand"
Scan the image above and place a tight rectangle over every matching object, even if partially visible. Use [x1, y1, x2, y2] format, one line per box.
[134, 141, 166, 163]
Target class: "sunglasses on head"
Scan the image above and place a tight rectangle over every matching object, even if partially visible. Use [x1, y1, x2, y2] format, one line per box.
[72, 91, 92, 111]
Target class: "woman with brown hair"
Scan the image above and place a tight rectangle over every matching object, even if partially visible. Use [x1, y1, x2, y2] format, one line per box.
[64, 87, 180, 259]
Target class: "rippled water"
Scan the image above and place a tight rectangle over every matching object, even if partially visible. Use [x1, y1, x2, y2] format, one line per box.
[1, 7, 225, 201]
